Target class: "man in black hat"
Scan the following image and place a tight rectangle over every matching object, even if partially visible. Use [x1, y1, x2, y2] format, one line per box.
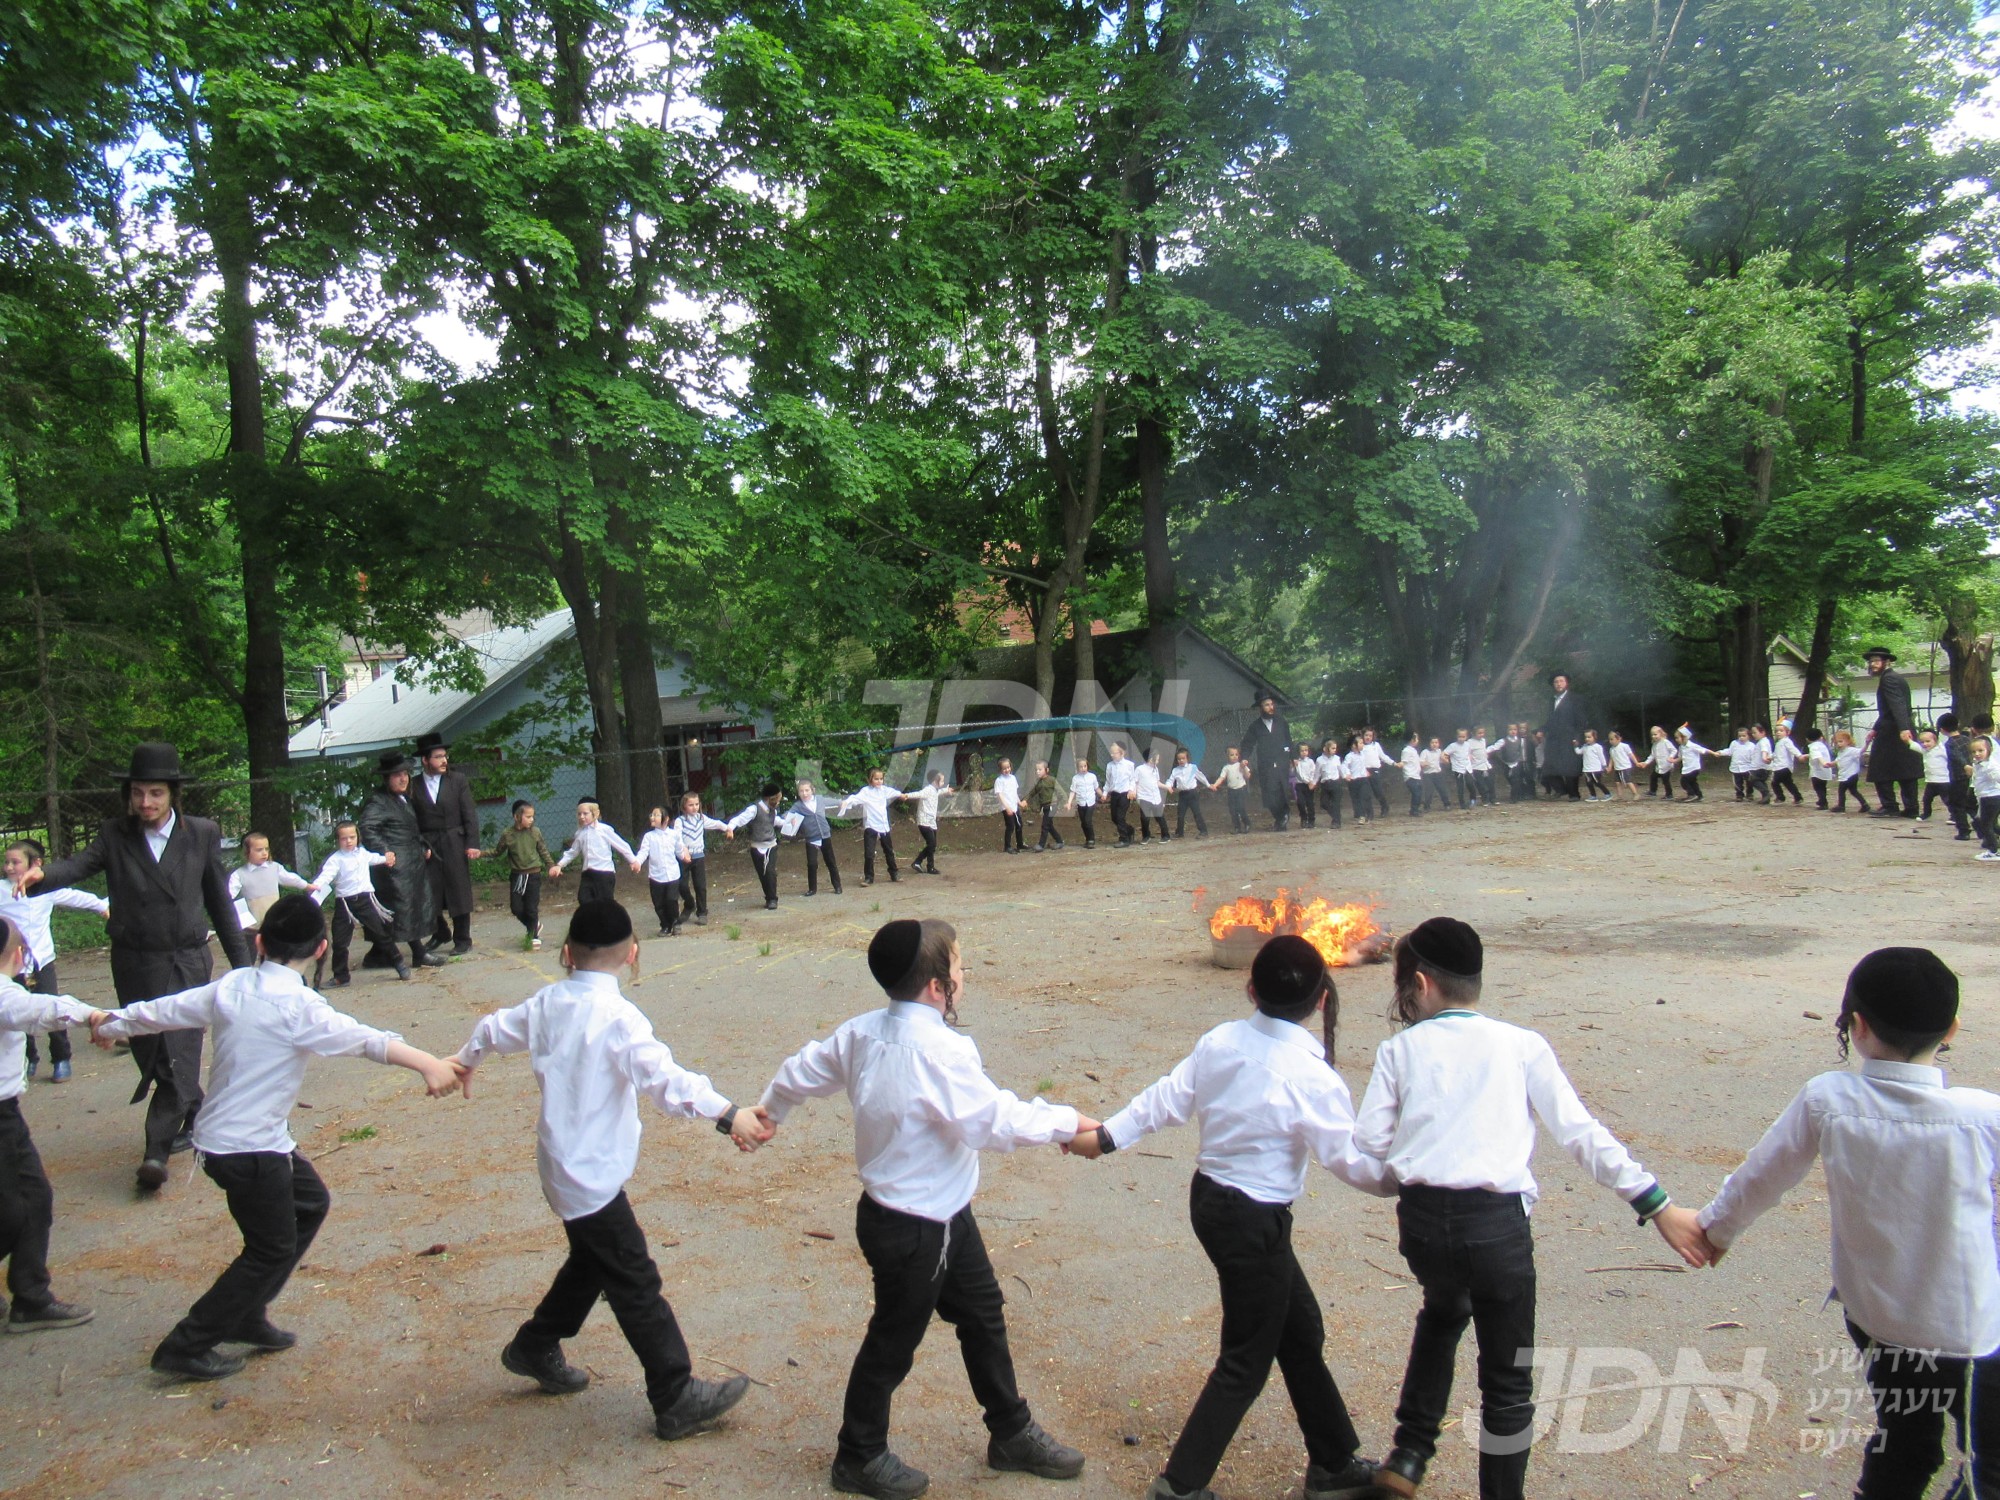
[1863, 647, 1922, 818]
[24, 743, 251, 1191]
[411, 732, 481, 955]
[357, 750, 446, 980]
[1539, 672, 1587, 800]
[1240, 692, 1295, 831]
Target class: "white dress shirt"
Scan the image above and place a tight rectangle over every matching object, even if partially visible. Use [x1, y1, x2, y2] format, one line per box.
[228, 860, 313, 929]
[1166, 764, 1209, 793]
[838, 784, 905, 834]
[1133, 762, 1165, 806]
[1293, 756, 1320, 788]
[1316, 752, 1343, 784]
[555, 821, 638, 873]
[1809, 741, 1835, 777]
[1445, 740, 1473, 774]
[1103, 756, 1138, 794]
[725, 800, 782, 849]
[145, 810, 177, 863]
[1755, 735, 1774, 765]
[1772, 737, 1800, 772]
[0, 888, 108, 969]
[636, 828, 688, 882]
[1365, 741, 1390, 771]
[761, 1001, 1079, 1222]
[1419, 747, 1444, 775]
[1974, 758, 2000, 798]
[1925, 743, 1951, 783]
[674, 812, 728, 860]
[423, 771, 442, 802]
[913, 784, 945, 828]
[1068, 771, 1101, 807]
[1400, 746, 1423, 781]
[1610, 742, 1637, 772]
[311, 847, 390, 900]
[1700, 1060, 2000, 1357]
[97, 962, 399, 1155]
[1649, 738, 1678, 771]
[1104, 1014, 1391, 1204]
[1468, 737, 1491, 772]
[1681, 740, 1712, 773]
[1351, 1011, 1656, 1212]
[457, 970, 731, 1221]
[1836, 745, 1864, 780]
[1581, 743, 1607, 775]
[1217, 761, 1249, 790]
[1342, 749, 1368, 780]
[993, 773, 1020, 813]
[1, 979, 96, 1100]
[1727, 739, 1758, 773]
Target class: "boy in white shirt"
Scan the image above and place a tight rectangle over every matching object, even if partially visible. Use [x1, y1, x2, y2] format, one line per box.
[911, 770, 954, 873]
[1835, 730, 1870, 812]
[1068, 936, 1389, 1500]
[1166, 749, 1211, 838]
[1467, 727, 1494, 807]
[92, 896, 457, 1382]
[1727, 728, 1759, 801]
[307, 819, 395, 987]
[633, 806, 694, 931]
[1676, 726, 1712, 801]
[1445, 730, 1475, 809]
[1292, 744, 1320, 830]
[1971, 734, 2000, 857]
[1066, 757, 1102, 848]
[1578, 730, 1608, 802]
[453, 900, 772, 1437]
[839, 769, 906, 884]
[1606, 730, 1639, 801]
[1399, 734, 1425, 817]
[1216, 748, 1252, 835]
[1696, 949, 1999, 1499]
[551, 797, 639, 905]
[786, 778, 843, 895]
[1363, 730, 1393, 818]
[1134, 750, 1171, 843]
[228, 832, 315, 931]
[1768, 726, 1805, 804]
[1807, 727, 1836, 809]
[1420, 738, 1451, 813]
[1921, 729, 1953, 821]
[1103, 742, 1139, 847]
[993, 759, 1025, 854]
[1314, 738, 1345, 829]
[1341, 738, 1371, 824]
[1643, 725, 1677, 799]
[1748, 724, 1775, 803]
[0, 916, 107, 1332]
[0, 838, 109, 1081]
[725, 782, 790, 911]
[759, 919, 1096, 1500]
[673, 794, 730, 926]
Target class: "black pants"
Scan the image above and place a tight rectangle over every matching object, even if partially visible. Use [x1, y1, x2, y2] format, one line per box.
[328, 894, 390, 983]
[1681, 770, 1704, 800]
[1261, 778, 1290, 830]
[1109, 789, 1135, 843]
[518, 1191, 691, 1414]
[1839, 775, 1871, 812]
[916, 825, 940, 869]
[1036, 807, 1064, 848]
[807, 840, 843, 892]
[1846, 1319, 2000, 1500]
[1295, 784, 1317, 828]
[839, 1195, 1029, 1467]
[1924, 782, 1954, 819]
[679, 858, 709, 920]
[1407, 778, 1425, 815]
[1392, 1186, 1537, 1500]
[1319, 781, 1343, 828]
[1138, 801, 1170, 840]
[1812, 775, 1831, 808]
[1350, 780, 1373, 819]
[111, 943, 212, 1163]
[508, 871, 543, 938]
[1176, 790, 1208, 836]
[863, 828, 898, 881]
[1647, 765, 1672, 798]
[649, 878, 682, 933]
[577, 869, 617, 905]
[1455, 770, 1476, 808]
[1875, 777, 1920, 818]
[1226, 786, 1251, 833]
[1076, 806, 1098, 846]
[1506, 763, 1528, 800]
[1951, 781, 1975, 837]
[427, 858, 473, 947]
[159, 1151, 330, 1358]
[1424, 773, 1452, 812]
[0, 1100, 55, 1314]
[1977, 795, 2000, 854]
[749, 846, 779, 906]
[1001, 810, 1025, 852]
[1162, 1173, 1361, 1492]
[21, 964, 67, 1067]
[1772, 769, 1803, 803]
[1583, 771, 1605, 797]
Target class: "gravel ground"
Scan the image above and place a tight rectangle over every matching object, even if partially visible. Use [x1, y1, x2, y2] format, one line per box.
[1, 795, 1989, 1500]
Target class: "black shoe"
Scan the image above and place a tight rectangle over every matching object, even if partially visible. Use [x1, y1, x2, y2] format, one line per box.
[862, 878, 874, 886]
[395, 962, 413, 982]
[7, 1299, 94, 1333]
[764, 901, 778, 911]
[888, 873, 899, 882]
[230, 1321, 297, 1352]
[501, 1337, 589, 1394]
[168, 1130, 194, 1155]
[695, 915, 708, 925]
[987, 1417, 1084, 1479]
[151, 1346, 246, 1383]
[804, 890, 818, 897]
[1304, 1455, 1383, 1499]
[1143, 1478, 1215, 1500]
[136, 1157, 169, 1191]
[832, 884, 844, 894]
[655, 1373, 749, 1439]
[326, 976, 350, 987]
[450, 940, 472, 956]
[831, 1451, 930, 1499]
[417, 951, 449, 968]
[1377, 1447, 1427, 1496]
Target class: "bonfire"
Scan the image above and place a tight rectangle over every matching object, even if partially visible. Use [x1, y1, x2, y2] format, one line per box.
[1207, 889, 1390, 969]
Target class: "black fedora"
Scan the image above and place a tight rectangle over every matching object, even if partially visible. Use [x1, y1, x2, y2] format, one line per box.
[378, 749, 414, 777]
[1863, 645, 1896, 663]
[123, 742, 184, 785]
[415, 730, 451, 757]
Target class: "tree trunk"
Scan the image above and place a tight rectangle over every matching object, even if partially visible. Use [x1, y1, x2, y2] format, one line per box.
[553, 530, 632, 832]
[1943, 591, 1996, 724]
[1073, 603, 1096, 692]
[1725, 599, 1767, 730]
[25, 541, 66, 855]
[1794, 595, 1839, 731]
[613, 543, 668, 821]
[1137, 410, 1177, 685]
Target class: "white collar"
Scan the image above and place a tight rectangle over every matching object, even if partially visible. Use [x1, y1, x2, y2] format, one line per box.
[146, 810, 177, 842]
[257, 960, 305, 991]
[887, 999, 950, 1030]
[567, 968, 623, 993]
[1860, 1057, 1945, 1088]
[1246, 1009, 1325, 1059]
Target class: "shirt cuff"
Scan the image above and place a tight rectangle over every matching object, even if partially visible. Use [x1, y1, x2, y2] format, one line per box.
[1627, 1181, 1669, 1221]
[363, 1030, 402, 1065]
[759, 1089, 795, 1124]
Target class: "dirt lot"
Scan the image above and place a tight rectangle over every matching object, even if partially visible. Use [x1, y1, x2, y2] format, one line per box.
[1, 795, 1989, 1499]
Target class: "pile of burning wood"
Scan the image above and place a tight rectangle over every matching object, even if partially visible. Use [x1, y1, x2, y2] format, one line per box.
[1207, 890, 1392, 970]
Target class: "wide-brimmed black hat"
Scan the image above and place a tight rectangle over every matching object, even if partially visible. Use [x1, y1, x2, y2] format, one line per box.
[415, 731, 451, 756]
[1863, 645, 1896, 662]
[123, 742, 184, 785]
[377, 749, 414, 777]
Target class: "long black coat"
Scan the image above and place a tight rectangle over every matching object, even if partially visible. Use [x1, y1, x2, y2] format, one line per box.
[1541, 691, 1588, 779]
[1870, 670, 1924, 783]
[1240, 713, 1294, 810]
[411, 768, 479, 916]
[358, 789, 437, 944]
[40, 812, 251, 1002]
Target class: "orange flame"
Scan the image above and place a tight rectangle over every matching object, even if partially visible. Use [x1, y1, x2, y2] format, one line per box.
[1209, 889, 1383, 966]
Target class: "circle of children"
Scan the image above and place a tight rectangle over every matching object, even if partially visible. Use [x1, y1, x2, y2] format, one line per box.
[2, 856, 1994, 1500]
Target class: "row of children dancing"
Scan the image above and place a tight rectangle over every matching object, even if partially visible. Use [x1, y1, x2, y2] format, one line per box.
[3, 898, 1985, 1500]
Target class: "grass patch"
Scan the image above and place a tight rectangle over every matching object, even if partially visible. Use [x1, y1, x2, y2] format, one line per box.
[725, 924, 742, 941]
[1037, 1077, 1055, 1094]
[871, 901, 881, 913]
[757, 941, 772, 957]
[339, 1126, 377, 1143]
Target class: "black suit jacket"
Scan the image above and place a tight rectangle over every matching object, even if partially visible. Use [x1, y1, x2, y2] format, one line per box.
[1541, 693, 1587, 777]
[410, 768, 479, 913]
[1871, 671, 1923, 782]
[41, 813, 251, 970]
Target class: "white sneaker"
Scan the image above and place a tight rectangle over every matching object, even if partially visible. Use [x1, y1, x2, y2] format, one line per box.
[1978, 851, 1999, 861]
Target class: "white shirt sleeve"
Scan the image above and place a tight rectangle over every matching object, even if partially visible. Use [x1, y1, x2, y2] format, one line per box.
[618, 1014, 731, 1120]
[725, 803, 761, 831]
[1299, 1081, 1398, 1196]
[294, 997, 400, 1063]
[1522, 1036, 1653, 1199]
[277, 866, 312, 891]
[761, 1031, 853, 1122]
[925, 1048, 1079, 1149]
[0, 986, 97, 1032]
[1350, 1043, 1401, 1161]
[48, 888, 110, 916]
[310, 856, 342, 895]
[97, 983, 223, 1038]
[605, 827, 638, 863]
[456, 1003, 534, 1069]
[1696, 1088, 1820, 1249]
[1103, 1054, 1200, 1149]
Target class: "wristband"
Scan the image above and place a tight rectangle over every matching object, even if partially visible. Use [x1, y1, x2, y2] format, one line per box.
[1096, 1126, 1117, 1155]
[1629, 1183, 1669, 1225]
[716, 1105, 739, 1136]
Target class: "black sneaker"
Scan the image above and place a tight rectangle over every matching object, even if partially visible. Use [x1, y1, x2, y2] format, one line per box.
[655, 1373, 749, 1439]
[831, 1450, 930, 1499]
[501, 1336, 589, 1393]
[1377, 1448, 1427, 1496]
[230, 1321, 297, 1352]
[1304, 1455, 1384, 1499]
[7, 1300, 94, 1333]
[151, 1345, 246, 1382]
[987, 1418, 1084, 1479]
[1144, 1478, 1215, 1500]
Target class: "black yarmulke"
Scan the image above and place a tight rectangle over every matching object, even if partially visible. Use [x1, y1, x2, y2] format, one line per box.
[868, 919, 923, 992]
[1845, 947, 1958, 1034]
[260, 894, 325, 949]
[1405, 916, 1483, 978]
[1251, 935, 1327, 1006]
[568, 900, 634, 950]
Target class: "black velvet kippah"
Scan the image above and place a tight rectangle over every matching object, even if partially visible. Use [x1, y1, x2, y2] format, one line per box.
[868, 919, 924, 992]
[1251, 935, 1327, 1007]
[1405, 916, 1483, 978]
[568, 900, 634, 950]
[1845, 947, 1958, 1035]
[260, 894, 325, 949]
